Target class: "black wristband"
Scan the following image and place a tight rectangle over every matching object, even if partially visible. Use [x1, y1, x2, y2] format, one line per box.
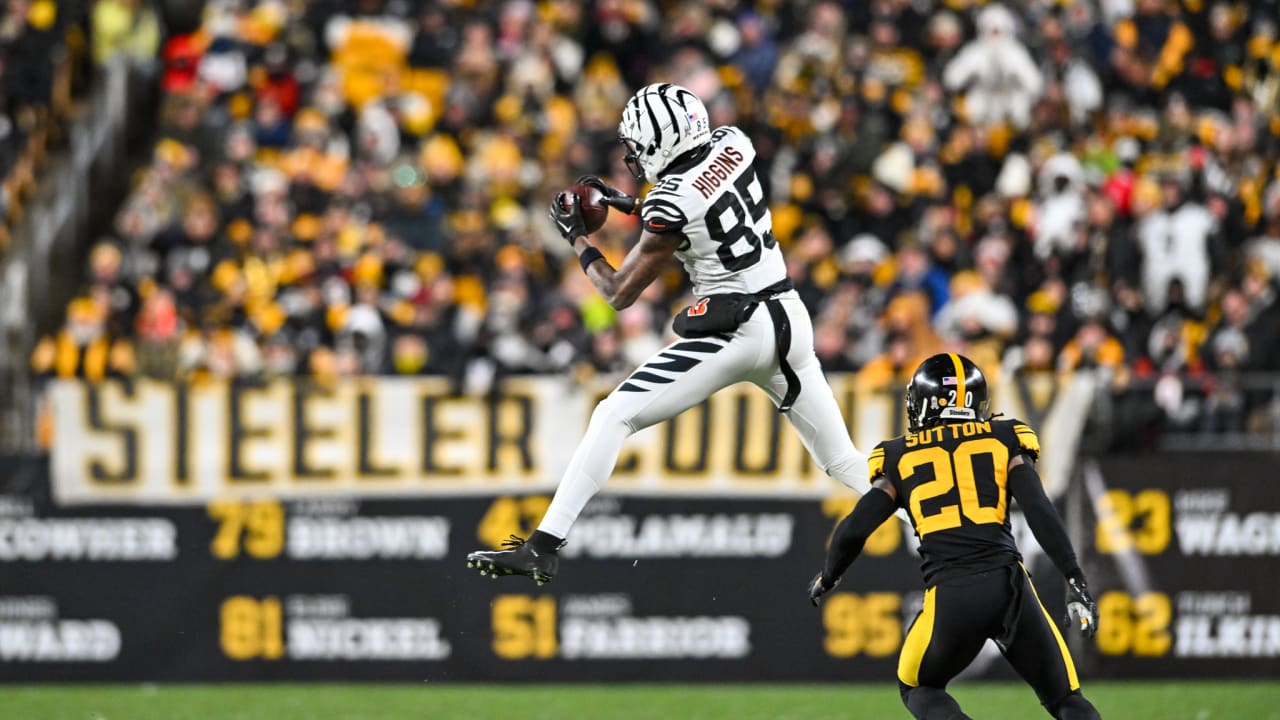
[578, 246, 604, 272]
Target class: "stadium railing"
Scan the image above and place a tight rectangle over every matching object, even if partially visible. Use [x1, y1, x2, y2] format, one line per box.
[0, 58, 137, 453]
[1085, 372, 1280, 452]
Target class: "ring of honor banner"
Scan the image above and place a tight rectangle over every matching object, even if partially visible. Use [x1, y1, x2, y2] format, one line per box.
[2, 377, 1276, 681]
[2, 481, 933, 682]
[1077, 452, 1280, 678]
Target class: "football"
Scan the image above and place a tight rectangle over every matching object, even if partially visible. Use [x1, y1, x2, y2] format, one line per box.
[559, 183, 609, 234]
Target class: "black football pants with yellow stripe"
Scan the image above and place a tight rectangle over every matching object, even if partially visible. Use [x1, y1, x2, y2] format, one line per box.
[897, 565, 1100, 720]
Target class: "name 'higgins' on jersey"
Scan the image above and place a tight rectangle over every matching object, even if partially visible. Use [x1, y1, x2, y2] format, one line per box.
[868, 418, 1043, 584]
[639, 126, 787, 297]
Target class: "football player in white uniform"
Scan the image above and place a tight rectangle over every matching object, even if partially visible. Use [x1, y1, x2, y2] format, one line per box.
[467, 83, 902, 583]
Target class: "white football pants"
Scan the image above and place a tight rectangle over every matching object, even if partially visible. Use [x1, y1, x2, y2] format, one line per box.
[539, 290, 888, 540]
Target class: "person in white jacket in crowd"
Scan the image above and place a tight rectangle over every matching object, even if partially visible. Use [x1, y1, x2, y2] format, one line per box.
[1034, 153, 1088, 261]
[1137, 177, 1219, 315]
[943, 4, 1043, 129]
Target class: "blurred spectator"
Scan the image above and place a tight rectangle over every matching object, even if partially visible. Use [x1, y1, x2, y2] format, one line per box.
[31, 297, 136, 382]
[1034, 154, 1087, 262]
[733, 11, 778, 93]
[1247, 183, 1280, 278]
[92, 0, 160, 69]
[1239, 262, 1280, 371]
[943, 4, 1043, 129]
[1136, 177, 1220, 316]
[889, 245, 950, 316]
[0, 0, 87, 246]
[19, 0, 1278, 444]
[935, 272, 1018, 348]
[1059, 318, 1125, 372]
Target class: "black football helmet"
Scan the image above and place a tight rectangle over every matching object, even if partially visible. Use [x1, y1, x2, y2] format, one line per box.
[905, 353, 990, 433]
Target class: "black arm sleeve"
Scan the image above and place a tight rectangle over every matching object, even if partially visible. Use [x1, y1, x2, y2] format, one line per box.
[823, 487, 898, 583]
[1007, 460, 1084, 583]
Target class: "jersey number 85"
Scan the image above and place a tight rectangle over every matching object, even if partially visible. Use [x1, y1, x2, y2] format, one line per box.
[707, 165, 776, 272]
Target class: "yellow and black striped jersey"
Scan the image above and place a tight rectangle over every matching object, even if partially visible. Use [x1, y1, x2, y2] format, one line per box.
[869, 418, 1041, 584]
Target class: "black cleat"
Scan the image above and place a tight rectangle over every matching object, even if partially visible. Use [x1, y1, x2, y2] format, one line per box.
[466, 535, 560, 586]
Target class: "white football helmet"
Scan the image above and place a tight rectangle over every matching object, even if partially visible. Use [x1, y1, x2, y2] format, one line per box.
[618, 83, 712, 183]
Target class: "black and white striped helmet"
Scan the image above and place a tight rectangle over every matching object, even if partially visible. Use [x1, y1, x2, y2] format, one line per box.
[618, 83, 711, 183]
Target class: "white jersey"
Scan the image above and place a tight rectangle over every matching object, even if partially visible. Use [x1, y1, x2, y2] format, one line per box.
[639, 126, 787, 296]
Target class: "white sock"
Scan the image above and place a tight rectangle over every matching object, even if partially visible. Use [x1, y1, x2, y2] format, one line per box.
[537, 402, 633, 539]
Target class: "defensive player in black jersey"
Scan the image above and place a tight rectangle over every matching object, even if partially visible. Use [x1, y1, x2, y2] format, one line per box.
[808, 353, 1101, 720]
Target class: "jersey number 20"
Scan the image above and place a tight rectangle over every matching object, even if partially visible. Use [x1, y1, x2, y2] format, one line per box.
[900, 439, 1009, 536]
[706, 165, 776, 271]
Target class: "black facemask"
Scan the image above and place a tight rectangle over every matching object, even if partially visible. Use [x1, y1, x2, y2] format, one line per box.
[621, 136, 645, 181]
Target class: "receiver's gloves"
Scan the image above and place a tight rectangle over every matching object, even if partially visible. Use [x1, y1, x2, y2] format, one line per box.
[549, 192, 586, 244]
[576, 175, 638, 215]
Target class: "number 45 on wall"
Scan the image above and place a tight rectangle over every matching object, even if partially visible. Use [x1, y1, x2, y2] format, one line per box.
[477, 496, 551, 551]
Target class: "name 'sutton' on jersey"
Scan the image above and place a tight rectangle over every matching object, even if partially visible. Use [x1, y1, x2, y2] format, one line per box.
[640, 126, 787, 296]
[869, 418, 1043, 584]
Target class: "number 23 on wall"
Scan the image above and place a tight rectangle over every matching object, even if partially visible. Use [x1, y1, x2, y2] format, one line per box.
[1095, 489, 1170, 555]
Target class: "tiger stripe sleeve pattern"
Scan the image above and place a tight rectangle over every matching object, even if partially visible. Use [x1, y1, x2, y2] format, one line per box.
[641, 192, 688, 235]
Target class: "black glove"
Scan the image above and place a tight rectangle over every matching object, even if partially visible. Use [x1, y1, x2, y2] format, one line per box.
[548, 192, 587, 244]
[576, 175, 638, 215]
[1066, 575, 1098, 638]
[807, 572, 839, 607]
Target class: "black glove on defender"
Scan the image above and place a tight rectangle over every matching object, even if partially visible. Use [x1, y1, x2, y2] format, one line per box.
[1067, 574, 1098, 638]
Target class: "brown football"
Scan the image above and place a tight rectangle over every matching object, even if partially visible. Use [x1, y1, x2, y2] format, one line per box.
[558, 183, 609, 234]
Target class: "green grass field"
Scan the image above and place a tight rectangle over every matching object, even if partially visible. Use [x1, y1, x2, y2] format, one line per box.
[3, 682, 1277, 720]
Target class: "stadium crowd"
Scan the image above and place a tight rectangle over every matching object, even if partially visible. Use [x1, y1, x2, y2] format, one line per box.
[27, 0, 1280, 438]
[0, 0, 93, 253]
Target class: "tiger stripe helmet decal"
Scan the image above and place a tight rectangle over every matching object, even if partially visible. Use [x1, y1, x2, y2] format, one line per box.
[619, 84, 712, 184]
